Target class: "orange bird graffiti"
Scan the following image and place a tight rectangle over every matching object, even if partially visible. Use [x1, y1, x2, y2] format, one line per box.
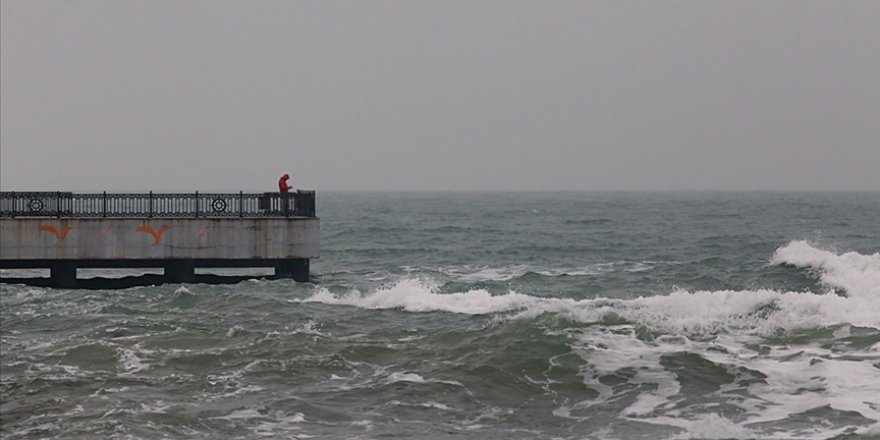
[137, 225, 170, 245]
[39, 225, 73, 240]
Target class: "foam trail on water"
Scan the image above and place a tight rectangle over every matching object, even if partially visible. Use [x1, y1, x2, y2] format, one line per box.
[303, 278, 544, 315]
[771, 240, 880, 298]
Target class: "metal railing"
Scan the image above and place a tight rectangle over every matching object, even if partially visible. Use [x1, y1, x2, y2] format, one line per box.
[0, 191, 316, 218]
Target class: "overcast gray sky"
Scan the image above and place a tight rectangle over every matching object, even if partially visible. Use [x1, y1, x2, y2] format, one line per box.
[1, 0, 878, 192]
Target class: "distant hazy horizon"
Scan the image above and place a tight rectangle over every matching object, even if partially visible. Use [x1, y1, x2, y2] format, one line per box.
[2, 1, 878, 192]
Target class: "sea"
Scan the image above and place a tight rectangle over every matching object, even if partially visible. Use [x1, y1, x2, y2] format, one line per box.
[1, 191, 879, 440]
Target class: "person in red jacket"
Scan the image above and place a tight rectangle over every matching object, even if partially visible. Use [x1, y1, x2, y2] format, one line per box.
[278, 174, 292, 194]
[278, 173, 293, 215]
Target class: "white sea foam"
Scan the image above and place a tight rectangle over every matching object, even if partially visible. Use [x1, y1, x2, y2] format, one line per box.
[303, 278, 543, 315]
[118, 345, 150, 373]
[772, 240, 880, 298]
[226, 325, 245, 337]
[439, 262, 643, 281]
[138, 401, 171, 415]
[574, 328, 681, 417]
[445, 265, 530, 281]
[303, 277, 879, 335]
[253, 412, 307, 438]
[671, 413, 755, 439]
[549, 323, 879, 440]
[293, 319, 324, 336]
[384, 371, 464, 388]
[388, 372, 427, 383]
[212, 409, 263, 420]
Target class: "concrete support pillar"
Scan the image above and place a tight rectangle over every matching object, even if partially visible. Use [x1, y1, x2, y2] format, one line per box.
[50, 263, 77, 288]
[275, 259, 309, 282]
[164, 261, 196, 283]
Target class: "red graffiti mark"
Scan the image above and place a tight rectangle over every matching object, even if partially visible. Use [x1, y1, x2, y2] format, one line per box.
[195, 226, 207, 241]
[95, 225, 111, 239]
[137, 225, 170, 245]
[39, 225, 72, 240]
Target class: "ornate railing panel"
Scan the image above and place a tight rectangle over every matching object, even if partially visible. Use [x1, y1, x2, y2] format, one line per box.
[0, 191, 316, 218]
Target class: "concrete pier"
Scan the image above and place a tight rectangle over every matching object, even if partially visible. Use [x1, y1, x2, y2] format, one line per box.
[0, 191, 319, 288]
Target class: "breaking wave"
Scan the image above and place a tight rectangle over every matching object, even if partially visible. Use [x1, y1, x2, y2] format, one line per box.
[302, 242, 879, 334]
[771, 240, 880, 298]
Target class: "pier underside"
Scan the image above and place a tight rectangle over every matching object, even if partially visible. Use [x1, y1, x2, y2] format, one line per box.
[0, 258, 311, 289]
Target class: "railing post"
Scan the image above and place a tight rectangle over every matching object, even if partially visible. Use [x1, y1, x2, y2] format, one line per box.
[56, 191, 61, 218]
[149, 191, 153, 218]
[239, 191, 244, 218]
[195, 191, 199, 218]
[10, 191, 15, 218]
[102, 191, 107, 218]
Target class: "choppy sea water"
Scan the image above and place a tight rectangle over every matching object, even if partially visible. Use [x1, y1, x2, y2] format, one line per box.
[2, 192, 879, 440]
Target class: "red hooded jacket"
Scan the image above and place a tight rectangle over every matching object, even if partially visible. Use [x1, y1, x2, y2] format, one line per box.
[278, 174, 292, 193]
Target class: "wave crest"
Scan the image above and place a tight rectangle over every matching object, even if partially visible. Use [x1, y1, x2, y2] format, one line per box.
[301, 280, 879, 335]
[771, 240, 880, 298]
[302, 278, 543, 315]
